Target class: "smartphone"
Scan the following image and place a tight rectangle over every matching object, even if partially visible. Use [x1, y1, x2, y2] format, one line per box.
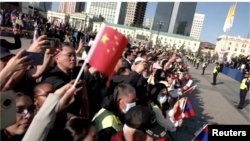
[22, 51, 44, 65]
[0, 90, 16, 130]
[44, 38, 60, 48]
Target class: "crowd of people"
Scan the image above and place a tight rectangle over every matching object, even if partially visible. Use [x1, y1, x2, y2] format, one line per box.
[0, 18, 200, 141]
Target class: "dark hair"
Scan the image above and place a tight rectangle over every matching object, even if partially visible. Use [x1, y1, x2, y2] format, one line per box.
[62, 118, 94, 141]
[117, 67, 129, 75]
[141, 53, 147, 58]
[149, 83, 169, 118]
[125, 51, 132, 58]
[136, 51, 141, 56]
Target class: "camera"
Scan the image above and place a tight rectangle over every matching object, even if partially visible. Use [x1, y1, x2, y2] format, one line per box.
[0, 90, 16, 130]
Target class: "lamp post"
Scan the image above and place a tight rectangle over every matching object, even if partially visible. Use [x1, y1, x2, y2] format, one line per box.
[156, 21, 164, 48]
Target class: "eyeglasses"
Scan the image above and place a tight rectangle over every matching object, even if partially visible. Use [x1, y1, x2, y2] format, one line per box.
[16, 108, 37, 117]
[60, 53, 76, 58]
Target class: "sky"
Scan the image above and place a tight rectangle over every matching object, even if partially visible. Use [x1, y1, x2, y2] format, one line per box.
[52, 2, 249, 44]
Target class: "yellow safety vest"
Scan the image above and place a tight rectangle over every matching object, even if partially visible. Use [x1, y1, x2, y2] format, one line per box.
[202, 62, 206, 67]
[196, 59, 200, 63]
[213, 66, 220, 73]
[240, 78, 250, 90]
[92, 108, 123, 134]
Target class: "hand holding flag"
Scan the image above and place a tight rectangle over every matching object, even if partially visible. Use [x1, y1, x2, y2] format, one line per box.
[73, 23, 128, 87]
[183, 85, 197, 94]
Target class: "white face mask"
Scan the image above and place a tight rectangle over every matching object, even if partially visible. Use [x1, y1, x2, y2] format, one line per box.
[157, 95, 167, 104]
[121, 100, 136, 114]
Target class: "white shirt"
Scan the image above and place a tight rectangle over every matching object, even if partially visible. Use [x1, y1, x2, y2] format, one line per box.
[81, 51, 87, 60]
[88, 40, 94, 46]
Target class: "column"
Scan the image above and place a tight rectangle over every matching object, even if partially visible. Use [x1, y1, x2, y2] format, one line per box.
[244, 45, 249, 56]
[236, 43, 243, 56]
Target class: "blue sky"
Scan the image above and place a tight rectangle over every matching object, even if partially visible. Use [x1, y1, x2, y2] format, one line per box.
[52, 2, 249, 44]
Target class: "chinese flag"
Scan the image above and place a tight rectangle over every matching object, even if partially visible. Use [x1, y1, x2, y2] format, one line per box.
[86, 24, 128, 76]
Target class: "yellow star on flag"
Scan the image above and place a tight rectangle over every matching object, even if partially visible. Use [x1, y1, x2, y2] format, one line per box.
[102, 34, 109, 44]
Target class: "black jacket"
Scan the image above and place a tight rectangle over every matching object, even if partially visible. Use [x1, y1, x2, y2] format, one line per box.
[124, 60, 131, 71]
[84, 70, 108, 119]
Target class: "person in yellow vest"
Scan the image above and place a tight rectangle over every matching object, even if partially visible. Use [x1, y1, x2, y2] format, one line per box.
[236, 72, 250, 109]
[92, 83, 137, 140]
[196, 57, 200, 69]
[193, 57, 196, 67]
[212, 62, 220, 85]
[202, 59, 207, 75]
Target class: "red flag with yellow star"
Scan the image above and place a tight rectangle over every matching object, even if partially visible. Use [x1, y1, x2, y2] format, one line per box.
[86, 24, 128, 76]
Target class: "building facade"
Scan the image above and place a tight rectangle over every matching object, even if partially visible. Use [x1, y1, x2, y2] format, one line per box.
[86, 2, 127, 24]
[124, 2, 147, 26]
[47, 10, 70, 25]
[199, 42, 215, 56]
[152, 2, 197, 36]
[144, 18, 154, 30]
[215, 35, 250, 60]
[69, 12, 94, 31]
[59, 2, 85, 14]
[92, 22, 200, 52]
[190, 13, 205, 40]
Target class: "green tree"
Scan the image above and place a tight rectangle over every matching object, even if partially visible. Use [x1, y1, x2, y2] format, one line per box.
[212, 52, 219, 60]
[179, 43, 185, 54]
[172, 43, 176, 51]
[223, 52, 228, 61]
[126, 34, 132, 41]
[196, 47, 202, 57]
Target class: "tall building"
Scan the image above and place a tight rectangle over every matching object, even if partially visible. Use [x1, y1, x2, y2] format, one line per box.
[86, 2, 127, 24]
[59, 2, 85, 14]
[190, 13, 205, 40]
[39, 2, 52, 11]
[215, 35, 250, 60]
[124, 2, 147, 26]
[152, 2, 197, 36]
[144, 18, 154, 29]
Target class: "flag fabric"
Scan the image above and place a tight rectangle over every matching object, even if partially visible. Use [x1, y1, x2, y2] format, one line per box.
[223, 3, 237, 32]
[171, 75, 178, 80]
[174, 106, 182, 120]
[185, 74, 190, 81]
[194, 125, 208, 141]
[183, 99, 195, 118]
[184, 85, 197, 94]
[86, 24, 128, 76]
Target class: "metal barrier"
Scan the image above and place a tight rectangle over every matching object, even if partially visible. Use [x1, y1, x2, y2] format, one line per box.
[222, 66, 242, 82]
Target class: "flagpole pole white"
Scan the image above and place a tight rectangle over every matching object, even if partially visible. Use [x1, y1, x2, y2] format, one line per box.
[72, 61, 88, 88]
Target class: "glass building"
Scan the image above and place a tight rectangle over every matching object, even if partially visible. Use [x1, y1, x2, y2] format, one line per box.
[152, 2, 197, 36]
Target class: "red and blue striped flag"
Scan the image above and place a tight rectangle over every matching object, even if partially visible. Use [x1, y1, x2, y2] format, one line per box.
[183, 99, 195, 118]
[194, 125, 208, 141]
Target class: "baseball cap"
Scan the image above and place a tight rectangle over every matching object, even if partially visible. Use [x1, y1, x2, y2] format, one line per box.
[135, 57, 145, 64]
[153, 63, 162, 69]
[0, 47, 14, 59]
[125, 105, 167, 139]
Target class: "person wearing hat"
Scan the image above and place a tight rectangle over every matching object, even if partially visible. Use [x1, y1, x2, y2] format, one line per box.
[196, 57, 200, 69]
[236, 72, 250, 109]
[212, 62, 220, 85]
[201, 59, 207, 75]
[111, 105, 168, 141]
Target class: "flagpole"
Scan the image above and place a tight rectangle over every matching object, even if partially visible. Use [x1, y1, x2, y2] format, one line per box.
[72, 60, 88, 88]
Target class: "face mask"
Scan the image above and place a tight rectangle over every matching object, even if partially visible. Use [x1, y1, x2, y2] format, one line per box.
[157, 95, 167, 104]
[121, 101, 136, 114]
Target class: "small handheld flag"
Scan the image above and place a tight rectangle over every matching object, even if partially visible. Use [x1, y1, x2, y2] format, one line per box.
[183, 85, 197, 94]
[193, 124, 208, 141]
[183, 99, 195, 118]
[174, 106, 182, 120]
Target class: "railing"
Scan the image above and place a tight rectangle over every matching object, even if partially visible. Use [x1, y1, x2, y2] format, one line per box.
[222, 66, 242, 82]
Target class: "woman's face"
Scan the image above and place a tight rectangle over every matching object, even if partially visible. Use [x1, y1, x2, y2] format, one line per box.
[167, 76, 172, 84]
[83, 125, 97, 141]
[159, 88, 167, 96]
[6, 95, 35, 136]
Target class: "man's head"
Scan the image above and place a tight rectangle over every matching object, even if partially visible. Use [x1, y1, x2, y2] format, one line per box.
[244, 72, 249, 78]
[125, 50, 133, 61]
[117, 67, 130, 75]
[114, 84, 137, 114]
[55, 43, 76, 72]
[124, 106, 167, 141]
[33, 82, 55, 110]
[116, 57, 125, 69]
[0, 47, 14, 72]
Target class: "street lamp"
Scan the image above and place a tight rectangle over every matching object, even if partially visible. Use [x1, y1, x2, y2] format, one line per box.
[156, 21, 164, 48]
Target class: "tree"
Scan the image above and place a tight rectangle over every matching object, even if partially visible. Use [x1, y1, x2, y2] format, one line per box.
[223, 52, 228, 61]
[148, 40, 153, 48]
[179, 43, 185, 54]
[126, 34, 132, 41]
[212, 52, 219, 60]
[196, 47, 202, 57]
[207, 51, 211, 58]
[172, 43, 176, 51]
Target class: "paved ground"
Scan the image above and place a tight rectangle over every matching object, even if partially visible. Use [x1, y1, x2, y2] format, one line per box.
[175, 58, 250, 141]
[1, 36, 250, 140]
